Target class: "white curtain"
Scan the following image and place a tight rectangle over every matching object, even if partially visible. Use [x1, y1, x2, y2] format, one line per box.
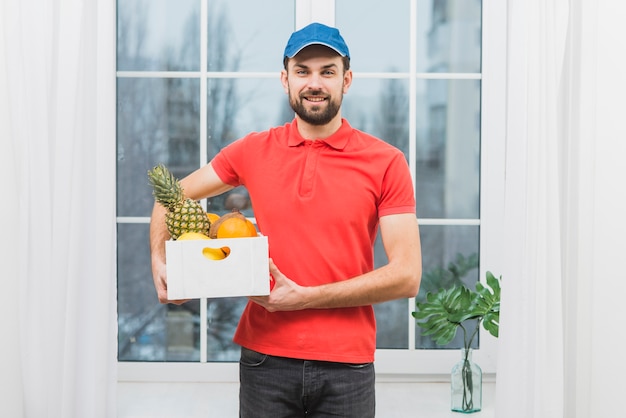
[497, 1, 569, 416]
[497, 1, 626, 417]
[0, 1, 117, 417]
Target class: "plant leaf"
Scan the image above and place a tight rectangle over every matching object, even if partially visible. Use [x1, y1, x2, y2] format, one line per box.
[414, 286, 474, 345]
[413, 270, 503, 346]
[474, 272, 501, 337]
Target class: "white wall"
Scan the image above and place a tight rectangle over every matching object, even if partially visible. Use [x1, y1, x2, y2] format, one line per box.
[0, 2, 24, 414]
[589, 2, 626, 416]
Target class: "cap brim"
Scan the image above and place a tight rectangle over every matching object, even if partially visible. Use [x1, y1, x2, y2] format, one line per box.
[285, 42, 348, 58]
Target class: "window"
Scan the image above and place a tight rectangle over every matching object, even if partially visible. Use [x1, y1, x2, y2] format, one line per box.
[117, 0, 503, 380]
[432, 0, 449, 25]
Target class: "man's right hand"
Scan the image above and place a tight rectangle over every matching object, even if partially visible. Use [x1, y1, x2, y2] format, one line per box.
[152, 259, 189, 305]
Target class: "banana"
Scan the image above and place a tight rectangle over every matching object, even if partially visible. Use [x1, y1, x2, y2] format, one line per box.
[202, 246, 230, 260]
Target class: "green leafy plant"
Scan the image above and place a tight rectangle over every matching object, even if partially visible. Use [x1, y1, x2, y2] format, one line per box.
[418, 253, 479, 299]
[412, 271, 501, 412]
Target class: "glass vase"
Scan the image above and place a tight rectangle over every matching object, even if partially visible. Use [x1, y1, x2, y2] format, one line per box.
[451, 348, 482, 413]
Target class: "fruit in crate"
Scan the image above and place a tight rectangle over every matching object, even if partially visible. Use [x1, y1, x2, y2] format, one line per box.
[206, 212, 220, 224]
[202, 246, 230, 260]
[176, 231, 229, 260]
[208, 209, 257, 239]
[147, 164, 211, 240]
[177, 232, 210, 241]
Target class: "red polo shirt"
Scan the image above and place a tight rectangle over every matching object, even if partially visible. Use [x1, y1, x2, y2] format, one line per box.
[211, 119, 415, 363]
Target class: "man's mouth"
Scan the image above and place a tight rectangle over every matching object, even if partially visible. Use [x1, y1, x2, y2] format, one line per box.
[303, 95, 327, 103]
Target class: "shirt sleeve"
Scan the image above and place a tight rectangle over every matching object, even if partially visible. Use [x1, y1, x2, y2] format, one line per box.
[378, 151, 416, 217]
[210, 138, 246, 187]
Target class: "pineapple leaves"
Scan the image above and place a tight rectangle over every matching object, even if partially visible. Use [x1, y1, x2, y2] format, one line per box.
[412, 271, 502, 346]
[147, 163, 211, 239]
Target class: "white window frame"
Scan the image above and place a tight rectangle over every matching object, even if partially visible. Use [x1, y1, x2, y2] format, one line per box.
[116, 0, 506, 383]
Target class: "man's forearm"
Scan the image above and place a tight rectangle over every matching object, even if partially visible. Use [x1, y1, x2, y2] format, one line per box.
[306, 260, 420, 309]
[149, 203, 170, 266]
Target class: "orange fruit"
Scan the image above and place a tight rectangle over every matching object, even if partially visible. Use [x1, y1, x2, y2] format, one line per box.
[206, 212, 220, 224]
[245, 219, 258, 237]
[216, 217, 257, 238]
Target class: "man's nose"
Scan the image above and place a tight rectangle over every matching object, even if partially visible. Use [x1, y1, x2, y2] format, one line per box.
[306, 73, 323, 89]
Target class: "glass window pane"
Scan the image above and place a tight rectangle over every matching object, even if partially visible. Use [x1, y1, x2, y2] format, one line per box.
[207, 77, 292, 160]
[118, 223, 202, 361]
[416, 79, 480, 218]
[342, 78, 410, 155]
[207, 298, 248, 361]
[336, 0, 410, 72]
[208, 0, 295, 72]
[376, 299, 409, 349]
[416, 0, 482, 73]
[414, 225, 479, 349]
[117, 77, 200, 217]
[117, 0, 200, 71]
[206, 186, 255, 221]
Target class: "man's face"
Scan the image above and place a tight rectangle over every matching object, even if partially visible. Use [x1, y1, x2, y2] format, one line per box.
[281, 45, 352, 126]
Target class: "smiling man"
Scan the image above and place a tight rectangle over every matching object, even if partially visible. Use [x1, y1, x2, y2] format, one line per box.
[150, 22, 422, 417]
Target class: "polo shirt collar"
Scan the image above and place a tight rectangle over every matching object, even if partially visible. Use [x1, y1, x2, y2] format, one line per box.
[288, 118, 352, 150]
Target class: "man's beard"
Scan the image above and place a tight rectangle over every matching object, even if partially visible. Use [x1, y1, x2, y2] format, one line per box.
[289, 89, 342, 126]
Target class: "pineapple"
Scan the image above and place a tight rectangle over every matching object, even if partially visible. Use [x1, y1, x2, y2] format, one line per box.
[147, 164, 211, 239]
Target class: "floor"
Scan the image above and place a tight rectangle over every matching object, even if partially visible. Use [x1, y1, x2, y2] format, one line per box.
[118, 381, 495, 417]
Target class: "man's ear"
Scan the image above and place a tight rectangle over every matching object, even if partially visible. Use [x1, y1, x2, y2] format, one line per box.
[343, 69, 353, 94]
[280, 70, 289, 94]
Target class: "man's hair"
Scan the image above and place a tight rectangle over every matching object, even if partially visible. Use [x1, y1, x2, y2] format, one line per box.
[283, 56, 351, 73]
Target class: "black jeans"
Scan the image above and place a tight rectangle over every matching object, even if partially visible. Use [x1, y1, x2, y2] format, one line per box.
[239, 347, 376, 417]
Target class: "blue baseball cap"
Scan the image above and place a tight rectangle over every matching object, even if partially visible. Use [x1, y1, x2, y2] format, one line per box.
[284, 23, 350, 59]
